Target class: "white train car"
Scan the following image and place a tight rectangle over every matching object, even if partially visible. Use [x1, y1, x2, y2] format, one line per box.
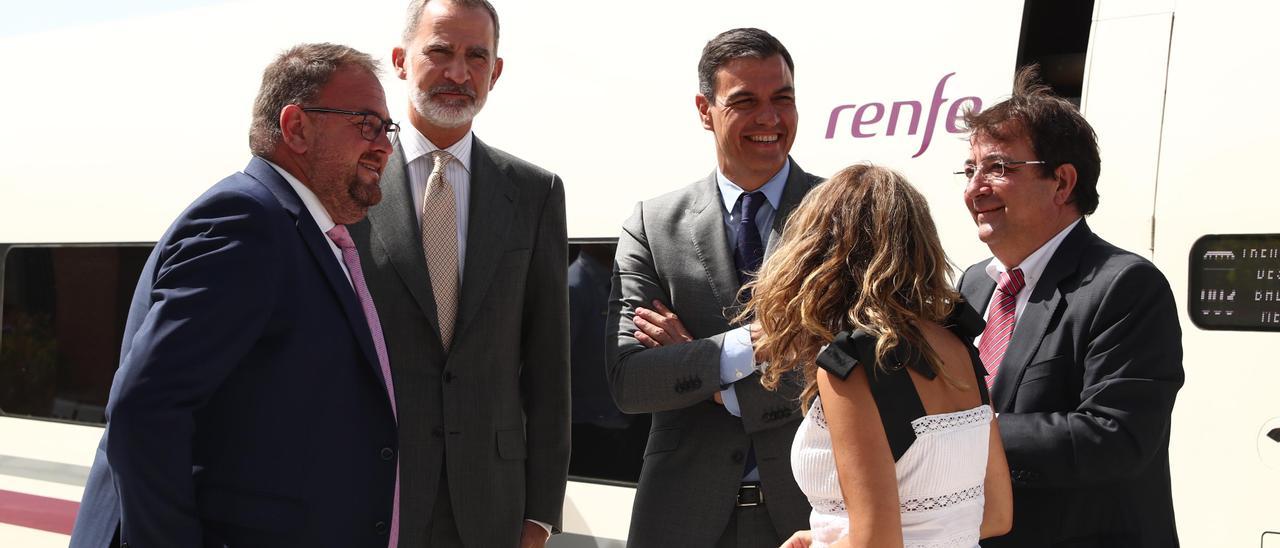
[0, 0, 1277, 546]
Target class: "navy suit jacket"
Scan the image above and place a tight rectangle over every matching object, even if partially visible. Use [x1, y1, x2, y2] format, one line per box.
[70, 158, 399, 547]
[960, 221, 1183, 548]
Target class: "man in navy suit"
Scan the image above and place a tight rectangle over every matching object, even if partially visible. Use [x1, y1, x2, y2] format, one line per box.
[70, 43, 402, 547]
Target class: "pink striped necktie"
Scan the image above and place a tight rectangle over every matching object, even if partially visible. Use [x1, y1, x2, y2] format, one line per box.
[325, 225, 399, 548]
[978, 268, 1026, 389]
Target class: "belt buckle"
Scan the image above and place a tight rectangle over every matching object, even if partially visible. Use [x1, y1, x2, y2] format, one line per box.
[736, 483, 763, 507]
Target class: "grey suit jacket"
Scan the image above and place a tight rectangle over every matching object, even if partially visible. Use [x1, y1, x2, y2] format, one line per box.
[959, 221, 1183, 548]
[350, 137, 570, 547]
[607, 159, 819, 547]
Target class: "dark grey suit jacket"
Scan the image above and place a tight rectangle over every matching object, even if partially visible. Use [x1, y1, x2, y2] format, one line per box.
[606, 160, 819, 547]
[350, 137, 570, 547]
[960, 221, 1183, 548]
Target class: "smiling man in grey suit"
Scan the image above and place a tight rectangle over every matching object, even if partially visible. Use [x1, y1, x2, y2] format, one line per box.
[348, 1, 569, 547]
[607, 28, 817, 548]
[956, 68, 1183, 548]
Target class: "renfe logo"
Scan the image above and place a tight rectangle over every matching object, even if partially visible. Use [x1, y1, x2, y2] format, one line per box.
[824, 73, 982, 158]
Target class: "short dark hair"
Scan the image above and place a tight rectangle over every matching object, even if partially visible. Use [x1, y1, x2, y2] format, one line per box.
[963, 65, 1101, 214]
[697, 28, 794, 102]
[248, 43, 380, 157]
[403, 0, 500, 49]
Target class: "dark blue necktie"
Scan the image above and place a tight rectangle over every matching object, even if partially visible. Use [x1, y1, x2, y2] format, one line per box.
[732, 191, 765, 478]
[733, 191, 767, 293]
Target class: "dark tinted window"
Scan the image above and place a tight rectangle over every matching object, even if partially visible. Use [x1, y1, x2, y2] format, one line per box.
[0, 245, 150, 424]
[1017, 0, 1094, 104]
[567, 242, 648, 485]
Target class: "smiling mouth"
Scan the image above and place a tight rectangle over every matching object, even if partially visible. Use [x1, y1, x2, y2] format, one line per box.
[359, 161, 383, 176]
[747, 135, 779, 143]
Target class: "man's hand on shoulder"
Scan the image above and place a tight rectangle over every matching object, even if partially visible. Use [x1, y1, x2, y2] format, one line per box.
[633, 300, 693, 348]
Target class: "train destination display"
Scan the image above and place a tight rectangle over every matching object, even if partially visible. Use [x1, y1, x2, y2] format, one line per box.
[1188, 234, 1280, 331]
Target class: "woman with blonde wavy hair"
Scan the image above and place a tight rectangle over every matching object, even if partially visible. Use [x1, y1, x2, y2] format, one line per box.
[743, 165, 1012, 548]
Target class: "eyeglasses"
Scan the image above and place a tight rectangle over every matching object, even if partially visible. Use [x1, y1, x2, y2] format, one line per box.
[301, 107, 400, 143]
[954, 159, 1046, 182]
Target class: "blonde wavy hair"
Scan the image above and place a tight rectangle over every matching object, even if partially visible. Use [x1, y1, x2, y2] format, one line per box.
[743, 164, 962, 408]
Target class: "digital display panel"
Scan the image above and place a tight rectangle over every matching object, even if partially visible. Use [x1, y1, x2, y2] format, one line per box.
[1188, 234, 1280, 331]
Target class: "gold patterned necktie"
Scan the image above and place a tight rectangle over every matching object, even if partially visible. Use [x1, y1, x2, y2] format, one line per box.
[421, 149, 459, 350]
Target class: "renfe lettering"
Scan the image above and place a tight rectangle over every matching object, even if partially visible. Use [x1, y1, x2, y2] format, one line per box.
[825, 72, 984, 158]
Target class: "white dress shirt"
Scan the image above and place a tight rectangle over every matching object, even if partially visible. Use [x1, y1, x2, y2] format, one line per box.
[263, 159, 352, 287]
[401, 123, 472, 277]
[976, 218, 1082, 346]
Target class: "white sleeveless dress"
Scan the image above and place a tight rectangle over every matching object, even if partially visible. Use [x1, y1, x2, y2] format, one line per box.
[790, 398, 993, 548]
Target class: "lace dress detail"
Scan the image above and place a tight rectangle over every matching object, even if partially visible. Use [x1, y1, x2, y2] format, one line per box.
[791, 400, 993, 548]
[911, 406, 991, 436]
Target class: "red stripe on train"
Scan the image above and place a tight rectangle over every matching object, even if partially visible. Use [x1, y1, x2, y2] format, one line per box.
[0, 489, 78, 535]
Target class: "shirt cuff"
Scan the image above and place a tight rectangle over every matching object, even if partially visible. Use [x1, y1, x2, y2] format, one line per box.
[719, 325, 756, 386]
[526, 519, 553, 538]
[720, 385, 742, 417]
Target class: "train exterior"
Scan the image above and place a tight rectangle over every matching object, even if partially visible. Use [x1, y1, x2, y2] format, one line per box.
[1, 0, 1278, 546]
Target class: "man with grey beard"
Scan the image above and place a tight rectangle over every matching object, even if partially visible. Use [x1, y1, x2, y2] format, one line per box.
[347, 1, 570, 547]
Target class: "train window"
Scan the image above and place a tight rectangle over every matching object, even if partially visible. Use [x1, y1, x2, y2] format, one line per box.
[1016, 0, 1094, 104]
[0, 245, 151, 424]
[567, 241, 648, 485]
[1188, 234, 1280, 332]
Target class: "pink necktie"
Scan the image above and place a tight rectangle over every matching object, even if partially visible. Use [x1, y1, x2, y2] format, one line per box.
[326, 225, 398, 548]
[978, 268, 1026, 389]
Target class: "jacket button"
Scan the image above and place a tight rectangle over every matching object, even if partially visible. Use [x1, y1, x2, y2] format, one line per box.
[381, 447, 395, 460]
[375, 521, 388, 535]
[432, 426, 444, 438]
[443, 371, 454, 383]
[731, 450, 744, 464]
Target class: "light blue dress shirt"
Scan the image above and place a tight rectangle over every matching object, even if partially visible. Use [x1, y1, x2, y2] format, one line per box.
[714, 160, 791, 419]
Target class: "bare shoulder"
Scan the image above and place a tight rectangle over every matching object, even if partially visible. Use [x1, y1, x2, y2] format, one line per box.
[912, 321, 984, 413]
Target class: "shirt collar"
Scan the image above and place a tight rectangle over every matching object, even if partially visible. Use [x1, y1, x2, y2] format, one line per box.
[717, 159, 791, 215]
[985, 217, 1083, 287]
[261, 158, 336, 233]
[401, 122, 473, 174]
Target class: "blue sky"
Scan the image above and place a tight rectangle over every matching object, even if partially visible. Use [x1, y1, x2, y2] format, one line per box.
[0, 0, 225, 38]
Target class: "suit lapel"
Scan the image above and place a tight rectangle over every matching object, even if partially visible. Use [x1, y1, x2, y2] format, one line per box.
[243, 158, 385, 386]
[456, 137, 517, 336]
[765, 158, 818, 258]
[988, 221, 1092, 409]
[689, 171, 741, 313]
[365, 145, 444, 345]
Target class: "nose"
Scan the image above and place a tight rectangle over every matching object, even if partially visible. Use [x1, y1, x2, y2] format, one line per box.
[963, 173, 990, 204]
[754, 102, 780, 126]
[371, 129, 394, 155]
[443, 55, 470, 84]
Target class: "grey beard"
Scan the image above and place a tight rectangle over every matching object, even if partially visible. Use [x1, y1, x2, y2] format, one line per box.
[411, 89, 484, 129]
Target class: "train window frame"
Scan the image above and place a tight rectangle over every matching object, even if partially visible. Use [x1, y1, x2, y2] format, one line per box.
[0, 239, 655, 485]
[0, 243, 154, 426]
[566, 238, 649, 487]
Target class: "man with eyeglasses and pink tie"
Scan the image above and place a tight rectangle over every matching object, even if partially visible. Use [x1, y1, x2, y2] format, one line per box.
[71, 43, 403, 548]
[955, 66, 1184, 548]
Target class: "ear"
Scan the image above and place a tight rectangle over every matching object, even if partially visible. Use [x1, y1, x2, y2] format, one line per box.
[1052, 163, 1078, 206]
[279, 104, 309, 154]
[488, 56, 503, 90]
[696, 94, 713, 131]
[392, 46, 408, 80]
